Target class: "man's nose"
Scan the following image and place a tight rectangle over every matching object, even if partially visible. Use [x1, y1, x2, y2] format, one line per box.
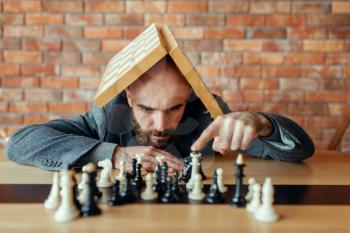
[153, 111, 166, 131]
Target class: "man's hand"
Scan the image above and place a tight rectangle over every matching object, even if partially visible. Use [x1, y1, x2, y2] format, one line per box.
[191, 112, 272, 155]
[112, 146, 184, 172]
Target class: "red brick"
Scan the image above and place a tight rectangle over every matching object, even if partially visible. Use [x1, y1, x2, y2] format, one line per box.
[248, 28, 286, 39]
[21, 65, 57, 76]
[240, 79, 278, 90]
[302, 66, 342, 78]
[22, 38, 61, 51]
[290, 103, 328, 116]
[101, 40, 129, 52]
[244, 53, 283, 65]
[326, 54, 350, 64]
[198, 66, 220, 78]
[201, 52, 242, 65]
[222, 90, 245, 103]
[84, 27, 123, 39]
[24, 115, 51, 124]
[63, 90, 96, 102]
[343, 67, 350, 78]
[0, 64, 20, 75]
[83, 52, 114, 65]
[171, 27, 204, 39]
[186, 15, 224, 26]
[305, 117, 340, 128]
[332, 1, 350, 13]
[105, 14, 144, 26]
[25, 89, 62, 101]
[126, 0, 166, 13]
[9, 102, 47, 113]
[242, 91, 264, 103]
[4, 51, 42, 64]
[328, 104, 349, 116]
[45, 26, 82, 38]
[145, 14, 185, 26]
[65, 14, 103, 26]
[63, 40, 100, 52]
[306, 92, 347, 103]
[184, 40, 222, 52]
[221, 66, 261, 78]
[328, 28, 350, 39]
[204, 27, 244, 39]
[45, 52, 81, 64]
[2, 76, 39, 88]
[224, 40, 263, 52]
[263, 41, 302, 52]
[292, 2, 330, 13]
[287, 27, 327, 39]
[320, 79, 349, 91]
[250, 1, 290, 14]
[62, 65, 100, 77]
[4, 26, 43, 37]
[49, 103, 87, 114]
[284, 53, 325, 65]
[4, 0, 41, 12]
[79, 78, 100, 89]
[42, 1, 83, 13]
[303, 40, 344, 52]
[168, 1, 207, 13]
[41, 77, 79, 89]
[205, 77, 237, 91]
[209, 1, 248, 13]
[0, 102, 8, 112]
[0, 39, 21, 49]
[264, 90, 304, 102]
[262, 66, 302, 78]
[280, 78, 319, 91]
[266, 15, 305, 26]
[0, 13, 24, 24]
[0, 114, 23, 125]
[85, 0, 124, 12]
[0, 89, 23, 101]
[26, 14, 63, 25]
[123, 28, 145, 39]
[307, 15, 350, 26]
[226, 15, 265, 25]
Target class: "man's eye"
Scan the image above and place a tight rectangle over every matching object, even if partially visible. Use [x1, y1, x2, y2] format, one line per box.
[168, 107, 180, 113]
[141, 107, 152, 112]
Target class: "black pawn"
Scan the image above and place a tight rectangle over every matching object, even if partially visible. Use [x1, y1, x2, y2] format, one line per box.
[180, 156, 192, 183]
[132, 163, 143, 192]
[108, 179, 123, 206]
[131, 159, 137, 179]
[81, 172, 102, 216]
[161, 162, 169, 184]
[231, 162, 246, 207]
[161, 176, 177, 203]
[121, 173, 137, 203]
[154, 164, 163, 196]
[172, 171, 183, 200]
[206, 171, 224, 204]
[89, 168, 102, 199]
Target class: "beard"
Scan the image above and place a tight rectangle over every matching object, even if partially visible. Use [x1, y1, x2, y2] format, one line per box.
[132, 115, 177, 150]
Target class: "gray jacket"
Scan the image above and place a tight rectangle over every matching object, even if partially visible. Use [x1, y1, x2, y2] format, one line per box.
[5, 92, 314, 170]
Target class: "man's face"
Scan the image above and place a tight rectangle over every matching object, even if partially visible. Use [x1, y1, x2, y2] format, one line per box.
[126, 58, 191, 149]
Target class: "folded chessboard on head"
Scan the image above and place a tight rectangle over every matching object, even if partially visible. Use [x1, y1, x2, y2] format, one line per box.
[94, 23, 223, 118]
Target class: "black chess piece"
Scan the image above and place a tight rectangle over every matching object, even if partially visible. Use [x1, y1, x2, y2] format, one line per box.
[206, 170, 225, 204]
[121, 173, 137, 203]
[172, 171, 183, 200]
[72, 176, 82, 211]
[180, 156, 192, 183]
[198, 157, 207, 181]
[132, 163, 143, 193]
[161, 162, 169, 184]
[153, 164, 163, 197]
[131, 159, 137, 179]
[81, 171, 102, 216]
[108, 179, 123, 206]
[231, 158, 246, 207]
[161, 176, 177, 203]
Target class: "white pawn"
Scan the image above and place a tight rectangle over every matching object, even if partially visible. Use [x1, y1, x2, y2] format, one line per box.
[247, 183, 261, 213]
[216, 168, 227, 193]
[54, 170, 80, 222]
[116, 160, 126, 181]
[188, 174, 205, 201]
[186, 156, 199, 190]
[97, 159, 113, 188]
[78, 165, 89, 190]
[44, 172, 61, 209]
[245, 177, 257, 202]
[255, 177, 279, 222]
[141, 173, 158, 201]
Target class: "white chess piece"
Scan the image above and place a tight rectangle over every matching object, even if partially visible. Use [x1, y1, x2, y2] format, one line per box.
[216, 168, 227, 193]
[254, 177, 279, 222]
[97, 159, 113, 188]
[78, 165, 89, 190]
[136, 153, 147, 175]
[141, 173, 158, 201]
[54, 170, 80, 222]
[116, 160, 126, 181]
[156, 155, 165, 165]
[247, 183, 261, 213]
[186, 156, 199, 190]
[188, 174, 205, 201]
[245, 177, 257, 202]
[44, 172, 61, 209]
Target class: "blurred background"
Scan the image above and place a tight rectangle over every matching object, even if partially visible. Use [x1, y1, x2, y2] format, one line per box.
[0, 0, 349, 151]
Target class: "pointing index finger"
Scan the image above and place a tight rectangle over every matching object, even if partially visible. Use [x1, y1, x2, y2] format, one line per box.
[191, 117, 222, 151]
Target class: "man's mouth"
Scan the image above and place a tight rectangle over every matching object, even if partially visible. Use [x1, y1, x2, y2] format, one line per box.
[150, 135, 171, 141]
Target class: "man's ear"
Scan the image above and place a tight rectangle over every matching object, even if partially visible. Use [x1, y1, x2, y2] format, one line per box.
[125, 88, 133, 107]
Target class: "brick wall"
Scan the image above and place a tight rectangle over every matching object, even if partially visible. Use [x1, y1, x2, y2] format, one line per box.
[0, 0, 349, 151]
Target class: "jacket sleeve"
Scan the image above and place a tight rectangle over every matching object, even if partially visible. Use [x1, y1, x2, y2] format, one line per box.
[5, 103, 117, 171]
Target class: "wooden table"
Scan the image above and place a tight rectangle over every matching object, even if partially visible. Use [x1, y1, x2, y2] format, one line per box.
[0, 150, 350, 233]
